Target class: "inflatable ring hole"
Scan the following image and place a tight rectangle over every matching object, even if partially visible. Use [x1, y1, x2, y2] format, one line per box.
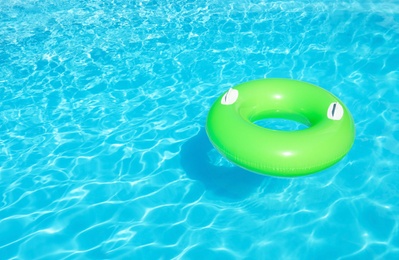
[254, 118, 309, 131]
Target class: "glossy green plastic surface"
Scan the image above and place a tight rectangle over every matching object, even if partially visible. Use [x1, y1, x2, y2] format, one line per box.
[206, 78, 355, 177]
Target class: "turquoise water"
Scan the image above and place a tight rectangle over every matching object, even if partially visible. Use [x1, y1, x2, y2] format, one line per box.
[1, 0, 399, 259]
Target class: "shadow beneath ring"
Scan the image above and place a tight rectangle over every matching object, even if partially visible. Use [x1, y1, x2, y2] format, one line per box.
[180, 128, 267, 200]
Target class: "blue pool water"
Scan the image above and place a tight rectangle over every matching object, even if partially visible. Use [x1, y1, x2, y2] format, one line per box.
[1, 0, 399, 259]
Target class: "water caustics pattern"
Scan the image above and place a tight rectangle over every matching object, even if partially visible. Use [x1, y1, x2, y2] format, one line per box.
[1, 0, 399, 259]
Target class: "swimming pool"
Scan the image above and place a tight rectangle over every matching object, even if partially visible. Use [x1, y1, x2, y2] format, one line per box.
[1, 0, 399, 259]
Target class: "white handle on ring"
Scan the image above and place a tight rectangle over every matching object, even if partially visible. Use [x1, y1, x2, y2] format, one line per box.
[327, 102, 344, 120]
[221, 88, 239, 105]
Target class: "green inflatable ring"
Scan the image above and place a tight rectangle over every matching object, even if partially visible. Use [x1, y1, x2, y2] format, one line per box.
[206, 78, 355, 177]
